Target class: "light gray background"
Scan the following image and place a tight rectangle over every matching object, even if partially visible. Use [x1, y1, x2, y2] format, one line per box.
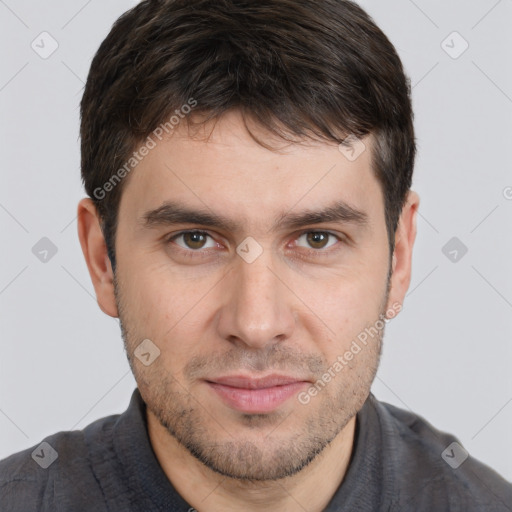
[1, 0, 511, 481]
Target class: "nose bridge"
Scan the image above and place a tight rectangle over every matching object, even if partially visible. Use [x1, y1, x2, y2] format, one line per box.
[218, 249, 295, 349]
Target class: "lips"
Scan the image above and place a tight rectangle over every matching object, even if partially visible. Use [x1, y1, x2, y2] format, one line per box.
[205, 374, 309, 414]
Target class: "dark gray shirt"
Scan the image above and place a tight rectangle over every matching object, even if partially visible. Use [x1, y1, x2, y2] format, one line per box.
[1, 388, 511, 511]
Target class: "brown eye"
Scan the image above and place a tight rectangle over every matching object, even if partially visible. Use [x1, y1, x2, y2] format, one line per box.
[294, 231, 340, 251]
[306, 232, 330, 249]
[183, 232, 207, 249]
[172, 231, 215, 250]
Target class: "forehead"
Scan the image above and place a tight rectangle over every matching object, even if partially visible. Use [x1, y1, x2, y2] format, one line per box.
[118, 111, 384, 230]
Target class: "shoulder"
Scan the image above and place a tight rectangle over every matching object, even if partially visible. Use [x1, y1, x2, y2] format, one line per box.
[372, 396, 512, 511]
[0, 414, 119, 512]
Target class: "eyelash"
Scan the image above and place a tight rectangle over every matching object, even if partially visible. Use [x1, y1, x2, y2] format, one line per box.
[165, 229, 344, 259]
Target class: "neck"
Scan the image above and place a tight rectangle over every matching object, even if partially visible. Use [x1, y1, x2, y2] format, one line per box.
[147, 411, 357, 512]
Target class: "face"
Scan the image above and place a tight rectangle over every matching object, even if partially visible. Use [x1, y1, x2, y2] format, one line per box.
[109, 111, 396, 480]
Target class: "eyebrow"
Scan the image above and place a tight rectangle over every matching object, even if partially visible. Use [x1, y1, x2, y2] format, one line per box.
[141, 200, 368, 233]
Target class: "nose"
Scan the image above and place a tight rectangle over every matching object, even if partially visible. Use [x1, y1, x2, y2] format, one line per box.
[216, 252, 296, 350]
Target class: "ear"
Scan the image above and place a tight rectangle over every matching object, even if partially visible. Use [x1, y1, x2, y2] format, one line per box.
[77, 198, 119, 318]
[385, 190, 420, 316]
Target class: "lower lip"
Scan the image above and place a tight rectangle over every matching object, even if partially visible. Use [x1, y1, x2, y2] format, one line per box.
[207, 381, 307, 414]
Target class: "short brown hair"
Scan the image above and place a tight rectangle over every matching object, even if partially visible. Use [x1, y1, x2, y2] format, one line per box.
[80, 0, 415, 271]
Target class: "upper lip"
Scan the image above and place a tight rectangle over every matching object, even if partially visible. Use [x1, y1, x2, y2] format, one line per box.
[206, 374, 309, 389]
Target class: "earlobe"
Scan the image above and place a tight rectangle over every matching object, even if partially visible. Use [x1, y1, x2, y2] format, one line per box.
[77, 198, 119, 318]
[386, 191, 420, 315]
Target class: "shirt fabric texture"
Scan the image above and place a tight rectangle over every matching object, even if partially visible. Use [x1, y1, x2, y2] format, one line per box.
[1, 388, 511, 511]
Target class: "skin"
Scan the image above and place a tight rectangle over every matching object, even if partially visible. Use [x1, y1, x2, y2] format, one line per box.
[78, 110, 419, 511]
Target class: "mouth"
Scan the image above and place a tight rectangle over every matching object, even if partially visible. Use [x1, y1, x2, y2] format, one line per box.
[205, 374, 310, 414]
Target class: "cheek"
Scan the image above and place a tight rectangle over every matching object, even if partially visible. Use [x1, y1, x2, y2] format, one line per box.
[124, 269, 216, 365]
[306, 277, 387, 354]
[116, 262, 178, 341]
[312, 267, 387, 316]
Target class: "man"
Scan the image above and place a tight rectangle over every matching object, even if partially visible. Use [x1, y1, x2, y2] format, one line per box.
[1, 0, 511, 510]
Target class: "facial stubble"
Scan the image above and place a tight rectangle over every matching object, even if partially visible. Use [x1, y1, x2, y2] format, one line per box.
[114, 271, 389, 481]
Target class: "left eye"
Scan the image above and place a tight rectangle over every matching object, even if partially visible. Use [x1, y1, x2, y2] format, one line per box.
[295, 231, 339, 250]
[172, 231, 217, 250]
